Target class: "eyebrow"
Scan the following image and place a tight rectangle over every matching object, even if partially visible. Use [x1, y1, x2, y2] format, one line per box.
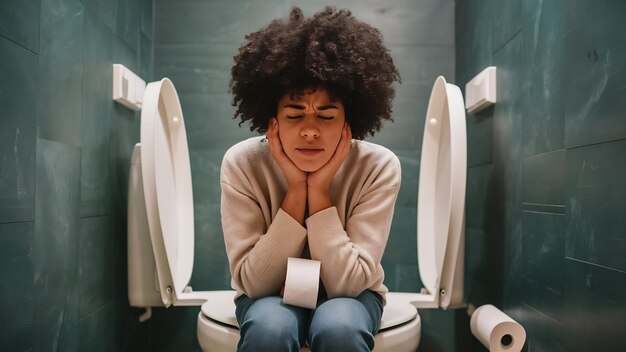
[282, 103, 339, 110]
[283, 104, 305, 110]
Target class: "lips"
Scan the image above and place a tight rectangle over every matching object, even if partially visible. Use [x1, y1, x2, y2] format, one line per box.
[296, 147, 323, 156]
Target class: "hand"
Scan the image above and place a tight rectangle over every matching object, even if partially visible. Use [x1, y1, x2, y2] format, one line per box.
[308, 123, 352, 192]
[307, 123, 352, 216]
[267, 118, 308, 223]
[267, 118, 308, 188]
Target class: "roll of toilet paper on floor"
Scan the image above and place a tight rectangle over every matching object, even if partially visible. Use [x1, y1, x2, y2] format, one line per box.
[282, 257, 321, 309]
[470, 304, 526, 352]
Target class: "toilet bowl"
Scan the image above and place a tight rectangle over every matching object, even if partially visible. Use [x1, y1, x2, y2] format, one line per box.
[127, 76, 466, 351]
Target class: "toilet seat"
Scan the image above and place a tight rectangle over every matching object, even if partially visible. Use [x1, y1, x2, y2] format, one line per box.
[199, 291, 238, 328]
[198, 291, 418, 331]
[197, 291, 421, 352]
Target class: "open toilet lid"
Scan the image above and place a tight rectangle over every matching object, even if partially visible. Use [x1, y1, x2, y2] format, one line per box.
[417, 76, 467, 300]
[140, 78, 195, 299]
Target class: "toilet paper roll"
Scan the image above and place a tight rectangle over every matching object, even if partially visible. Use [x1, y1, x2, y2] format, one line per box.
[282, 257, 321, 309]
[470, 304, 526, 352]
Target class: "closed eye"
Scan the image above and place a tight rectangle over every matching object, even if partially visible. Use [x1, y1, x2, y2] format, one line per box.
[317, 115, 334, 120]
[286, 115, 303, 119]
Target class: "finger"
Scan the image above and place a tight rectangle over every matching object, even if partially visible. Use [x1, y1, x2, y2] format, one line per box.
[325, 126, 351, 170]
[268, 119, 291, 164]
[338, 123, 351, 157]
[268, 119, 281, 156]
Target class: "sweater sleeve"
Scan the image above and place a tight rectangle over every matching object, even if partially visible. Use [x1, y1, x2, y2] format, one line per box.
[220, 153, 307, 299]
[306, 156, 401, 298]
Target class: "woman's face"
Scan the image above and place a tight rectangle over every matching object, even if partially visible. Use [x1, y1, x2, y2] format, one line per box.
[275, 88, 346, 172]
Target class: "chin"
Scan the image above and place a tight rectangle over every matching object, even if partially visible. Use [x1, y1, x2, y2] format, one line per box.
[296, 163, 322, 173]
[288, 154, 328, 173]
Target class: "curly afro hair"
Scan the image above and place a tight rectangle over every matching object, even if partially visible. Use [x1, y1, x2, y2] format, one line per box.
[230, 6, 400, 140]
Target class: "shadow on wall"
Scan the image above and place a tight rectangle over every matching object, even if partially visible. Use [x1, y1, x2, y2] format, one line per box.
[467, 106, 505, 304]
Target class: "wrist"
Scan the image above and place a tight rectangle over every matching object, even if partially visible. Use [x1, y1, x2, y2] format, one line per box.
[307, 182, 330, 195]
[307, 188, 331, 216]
[282, 188, 306, 225]
[288, 181, 308, 193]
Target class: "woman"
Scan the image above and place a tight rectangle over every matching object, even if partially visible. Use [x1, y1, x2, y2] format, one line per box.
[221, 7, 401, 352]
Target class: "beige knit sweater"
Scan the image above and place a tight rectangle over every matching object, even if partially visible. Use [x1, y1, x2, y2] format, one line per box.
[220, 136, 401, 304]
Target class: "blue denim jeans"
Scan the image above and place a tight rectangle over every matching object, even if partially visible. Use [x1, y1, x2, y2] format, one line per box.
[234, 290, 384, 352]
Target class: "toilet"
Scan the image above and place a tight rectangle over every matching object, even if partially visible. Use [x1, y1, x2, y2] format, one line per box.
[127, 76, 466, 352]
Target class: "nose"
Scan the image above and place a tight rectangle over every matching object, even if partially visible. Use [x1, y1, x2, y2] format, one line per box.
[300, 116, 319, 139]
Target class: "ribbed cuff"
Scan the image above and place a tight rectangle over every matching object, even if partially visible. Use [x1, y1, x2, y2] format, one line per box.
[306, 206, 345, 242]
[271, 208, 307, 240]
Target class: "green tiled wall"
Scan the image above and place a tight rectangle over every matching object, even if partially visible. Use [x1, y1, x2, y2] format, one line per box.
[457, 0, 626, 350]
[154, 0, 457, 350]
[0, 35, 37, 224]
[0, 0, 154, 350]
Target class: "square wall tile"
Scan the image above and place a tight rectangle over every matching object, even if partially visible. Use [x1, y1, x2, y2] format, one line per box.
[155, 0, 291, 45]
[564, 1, 626, 148]
[0, 37, 37, 223]
[464, 227, 504, 306]
[79, 216, 114, 318]
[417, 309, 457, 352]
[0, 222, 34, 351]
[81, 12, 115, 217]
[78, 304, 114, 352]
[154, 43, 234, 95]
[84, 0, 117, 32]
[292, 0, 455, 46]
[180, 93, 254, 151]
[492, 0, 522, 52]
[517, 303, 566, 351]
[521, 211, 565, 293]
[113, 104, 140, 210]
[466, 164, 494, 230]
[522, 149, 565, 213]
[389, 45, 455, 101]
[521, 211, 565, 323]
[38, 0, 84, 147]
[140, 0, 153, 40]
[0, 0, 40, 52]
[0, 221, 33, 261]
[466, 111, 493, 167]
[566, 140, 626, 272]
[492, 31, 528, 249]
[139, 32, 152, 81]
[456, 0, 493, 86]
[115, 0, 141, 51]
[564, 258, 626, 351]
[191, 201, 230, 290]
[384, 205, 417, 266]
[523, 0, 565, 156]
[394, 150, 420, 208]
[33, 138, 81, 351]
[113, 36, 138, 74]
[369, 97, 428, 152]
[371, 103, 426, 153]
[383, 262, 420, 293]
[151, 306, 201, 352]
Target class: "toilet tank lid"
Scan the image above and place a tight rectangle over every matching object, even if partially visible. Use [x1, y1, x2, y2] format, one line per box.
[140, 78, 195, 298]
[416, 76, 467, 298]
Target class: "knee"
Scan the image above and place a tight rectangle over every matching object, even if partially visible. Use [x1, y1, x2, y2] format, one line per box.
[237, 297, 304, 352]
[239, 318, 300, 351]
[309, 298, 376, 351]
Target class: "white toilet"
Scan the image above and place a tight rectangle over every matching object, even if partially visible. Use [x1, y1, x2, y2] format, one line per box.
[127, 75, 467, 352]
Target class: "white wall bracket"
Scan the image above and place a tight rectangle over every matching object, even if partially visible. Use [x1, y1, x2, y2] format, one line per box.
[113, 64, 146, 111]
[464, 66, 496, 114]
